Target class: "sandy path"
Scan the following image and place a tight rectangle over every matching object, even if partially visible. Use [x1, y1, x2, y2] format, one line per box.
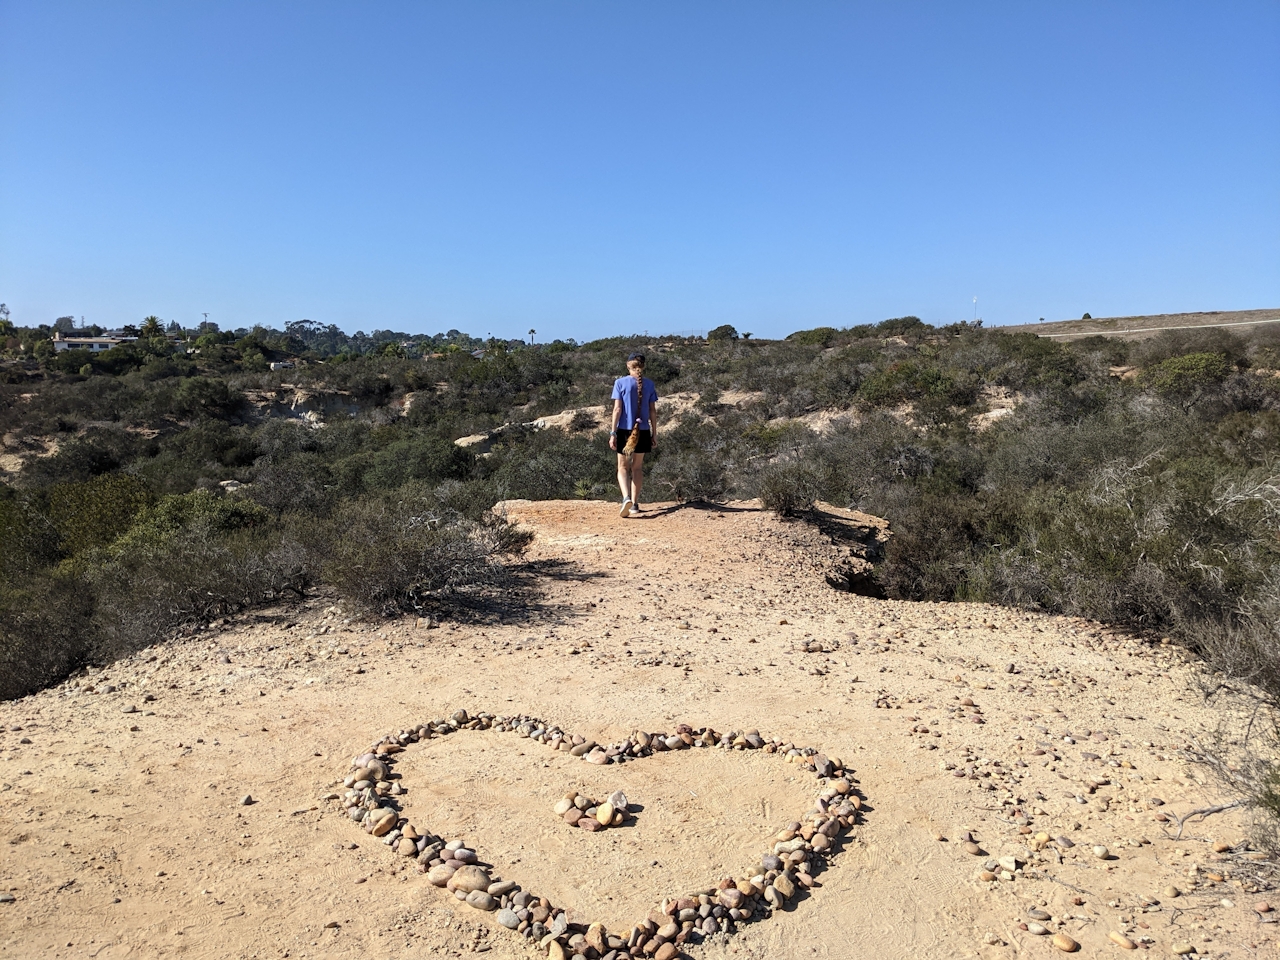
[1, 499, 1274, 959]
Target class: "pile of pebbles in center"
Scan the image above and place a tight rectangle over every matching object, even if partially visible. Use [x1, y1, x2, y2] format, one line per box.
[554, 790, 630, 831]
[333, 709, 863, 960]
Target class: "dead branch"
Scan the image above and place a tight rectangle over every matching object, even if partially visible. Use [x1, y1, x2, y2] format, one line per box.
[1166, 800, 1248, 840]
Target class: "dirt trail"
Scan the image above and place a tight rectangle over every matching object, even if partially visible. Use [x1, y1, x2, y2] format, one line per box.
[1, 500, 1274, 959]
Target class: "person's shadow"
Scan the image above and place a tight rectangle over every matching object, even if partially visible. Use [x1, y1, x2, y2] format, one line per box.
[629, 500, 761, 520]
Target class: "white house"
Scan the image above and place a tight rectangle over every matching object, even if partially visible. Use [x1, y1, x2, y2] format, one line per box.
[51, 332, 137, 353]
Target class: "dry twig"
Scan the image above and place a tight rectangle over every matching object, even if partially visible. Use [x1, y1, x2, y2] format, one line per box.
[1165, 799, 1248, 840]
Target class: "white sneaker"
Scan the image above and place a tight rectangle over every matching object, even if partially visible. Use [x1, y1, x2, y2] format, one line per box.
[629, 501, 642, 515]
[620, 499, 633, 518]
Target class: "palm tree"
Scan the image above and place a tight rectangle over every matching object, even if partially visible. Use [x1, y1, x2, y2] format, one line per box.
[529, 328, 536, 345]
[140, 315, 164, 339]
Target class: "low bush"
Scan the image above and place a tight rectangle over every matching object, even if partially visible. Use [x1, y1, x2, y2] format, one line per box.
[857, 361, 969, 410]
[47, 473, 154, 555]
[786, 326, 839, 346]
[486, 428, 612, 501]
[104, 490, 268, 556]
[649, 448, 729, 502]
[569, 409, 599, 431]
[875, 316, 930, 338]
[19, 427, 146, 486]
[87, 524, 307, 662]
[1142, 352, 1230, 400]
[0, 570, 99, 701]
[758, 460, 823, 516]
[299, 491, 532, 615]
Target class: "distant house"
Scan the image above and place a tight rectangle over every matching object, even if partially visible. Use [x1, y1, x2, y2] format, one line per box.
[51, 331, 136, 353]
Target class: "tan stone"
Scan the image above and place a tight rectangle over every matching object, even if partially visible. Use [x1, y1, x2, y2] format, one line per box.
[427, 864, 456, 887]
[447, 865, 492, 893]
[585, 923, 607, 953]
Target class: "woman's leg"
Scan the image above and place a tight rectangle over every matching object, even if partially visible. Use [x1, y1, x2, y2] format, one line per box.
[616, 453, 633, 502]
[629, 453, 645, 505]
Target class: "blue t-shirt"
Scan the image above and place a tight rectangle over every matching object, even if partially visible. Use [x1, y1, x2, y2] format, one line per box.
[612, 376, 658, 430]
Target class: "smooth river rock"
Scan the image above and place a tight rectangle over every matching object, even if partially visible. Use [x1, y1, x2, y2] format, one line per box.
[448, 865, 492, 893]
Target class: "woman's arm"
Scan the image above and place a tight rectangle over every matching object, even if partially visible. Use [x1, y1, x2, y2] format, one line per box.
[609, 398, 622, 451]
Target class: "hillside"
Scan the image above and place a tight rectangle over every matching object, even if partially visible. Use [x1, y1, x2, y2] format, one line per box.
[1002, 308, 1280, 342]
[4, 316, 1280, 687]
[2, 499, 1273, 959]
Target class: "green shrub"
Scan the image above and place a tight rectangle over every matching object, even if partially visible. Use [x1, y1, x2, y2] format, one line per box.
[172, 377, 243, 419]
[48, 348, 95, 375]
[569, 409, 599, 431]
[1139, 329, 1247, 369]
[106, 490, 268, 558]
[858, 361, 961, 409]
[48, 473, 153, 556]
[759, 460, 824, 516]
[1142, 352, 1230, 398]
[249, 453, 335, 517]
[647, 448, 728, 501]
[88, 523, 306, 660]
[986, 332, 1082, 390]
[876, 316, 931, 338]
[643, 352, 682, 385]
[361, 435, 475, 491]
[0, 491, 62, 578]
[875, 490, 995, 600]
[302, 493, 531, 614]
[20, 428, 142, 485]
[487, 429, 611, 501]
[0, 570, 99, 701]
[707, 324, 740, 342]
[786, 327, 838, 346]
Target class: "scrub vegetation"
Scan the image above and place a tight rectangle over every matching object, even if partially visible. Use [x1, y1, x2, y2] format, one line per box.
[3, 317, 1279, 757]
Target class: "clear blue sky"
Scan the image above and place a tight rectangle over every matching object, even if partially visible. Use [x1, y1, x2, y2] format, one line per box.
[2, 2, 1277, 341]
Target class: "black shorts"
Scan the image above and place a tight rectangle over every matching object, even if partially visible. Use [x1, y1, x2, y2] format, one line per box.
[614, 428, 652, 454]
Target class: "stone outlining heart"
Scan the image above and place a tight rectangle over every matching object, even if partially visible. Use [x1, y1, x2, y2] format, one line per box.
[334, 708, 863, 960]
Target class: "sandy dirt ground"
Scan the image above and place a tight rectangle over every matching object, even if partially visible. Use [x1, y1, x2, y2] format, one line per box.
[1, 499, 1276, 959]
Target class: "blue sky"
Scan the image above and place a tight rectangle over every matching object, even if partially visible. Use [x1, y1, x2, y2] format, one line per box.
[2, 2, 1277, 341]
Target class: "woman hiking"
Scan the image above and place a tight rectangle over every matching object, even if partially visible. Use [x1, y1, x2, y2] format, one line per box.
[609, 351, 659, 517]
